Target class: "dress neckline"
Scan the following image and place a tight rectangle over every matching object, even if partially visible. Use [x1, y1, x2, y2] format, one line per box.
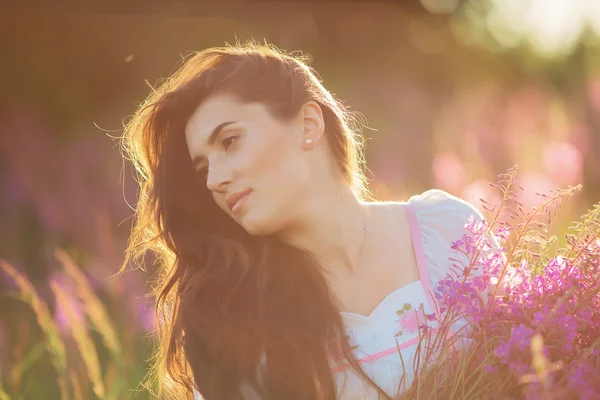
[340, 279, 422, 323]
[339, 201, 429, 324]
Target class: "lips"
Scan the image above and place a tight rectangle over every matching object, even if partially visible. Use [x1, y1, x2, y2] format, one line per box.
[226, 189, 252, 214]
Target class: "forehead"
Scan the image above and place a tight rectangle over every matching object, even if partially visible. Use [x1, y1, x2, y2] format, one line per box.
[185, 93, 248, 141]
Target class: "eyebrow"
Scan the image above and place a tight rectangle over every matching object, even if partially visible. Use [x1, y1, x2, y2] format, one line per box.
[191, 121, 237, 170]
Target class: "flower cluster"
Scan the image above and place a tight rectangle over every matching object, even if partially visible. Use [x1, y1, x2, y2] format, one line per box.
[411, 176, 600, 400]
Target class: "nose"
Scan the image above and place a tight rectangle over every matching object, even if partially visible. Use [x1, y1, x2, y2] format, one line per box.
[205, 160, 231, 193]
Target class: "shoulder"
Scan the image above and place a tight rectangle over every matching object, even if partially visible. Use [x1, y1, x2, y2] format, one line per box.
[366, 189, 487, 239]
[407, 189, 483, 215]
[405, 189, 499, 283]
[407, 189, 484, 268]
[367, 189, 491, 253]
[407, 188, 487, 229]
[406, 189, 505, 302]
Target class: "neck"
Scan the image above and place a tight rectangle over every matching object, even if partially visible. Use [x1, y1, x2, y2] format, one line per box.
[276, 184, 370, 278]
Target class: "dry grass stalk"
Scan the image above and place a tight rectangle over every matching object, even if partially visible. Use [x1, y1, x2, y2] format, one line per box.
[54, 248, 122, 358]
[50, 280, 105, 399]
[0, 259, 69, 400]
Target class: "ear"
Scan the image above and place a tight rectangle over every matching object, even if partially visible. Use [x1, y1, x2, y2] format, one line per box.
[298, 101, 325, 146]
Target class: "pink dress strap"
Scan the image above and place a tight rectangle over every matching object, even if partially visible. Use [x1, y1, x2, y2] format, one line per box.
[404, 203, 436, 312]
[330, 204, 440, 373]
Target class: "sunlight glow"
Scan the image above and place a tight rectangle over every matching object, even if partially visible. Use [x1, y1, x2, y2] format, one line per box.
[478, 0, 600, 57]
[486, 0, 528, 49]
[524, 0, 585, 57]
[587, 0, 600, 37]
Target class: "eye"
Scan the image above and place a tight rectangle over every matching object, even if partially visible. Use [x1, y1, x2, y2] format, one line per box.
[222, 134, 238, 150]
[193, 134, 238, 176]
[195, 165, 208, 177]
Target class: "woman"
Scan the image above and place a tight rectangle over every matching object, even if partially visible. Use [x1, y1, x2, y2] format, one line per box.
[121, 42, 496, 400]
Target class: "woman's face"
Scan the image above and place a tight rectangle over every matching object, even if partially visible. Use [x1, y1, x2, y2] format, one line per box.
[185, 93, 318, 236]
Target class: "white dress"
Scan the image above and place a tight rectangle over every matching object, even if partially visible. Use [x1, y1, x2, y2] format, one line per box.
[194, 189, 492, 400]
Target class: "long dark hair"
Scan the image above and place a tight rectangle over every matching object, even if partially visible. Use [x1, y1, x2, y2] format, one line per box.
[120, 41, 391, 399]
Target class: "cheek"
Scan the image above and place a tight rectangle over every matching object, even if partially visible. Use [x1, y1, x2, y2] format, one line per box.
[233, 137, 309, 235]
[250, 137, 309, 190]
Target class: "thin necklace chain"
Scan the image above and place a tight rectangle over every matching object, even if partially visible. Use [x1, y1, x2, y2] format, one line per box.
[350, 205, 369, 314]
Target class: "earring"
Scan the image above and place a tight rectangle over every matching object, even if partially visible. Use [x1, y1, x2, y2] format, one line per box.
[305, 138, 313, 146]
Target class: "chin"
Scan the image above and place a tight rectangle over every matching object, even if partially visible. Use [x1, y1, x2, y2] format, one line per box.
[238, 210, 278, 237]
